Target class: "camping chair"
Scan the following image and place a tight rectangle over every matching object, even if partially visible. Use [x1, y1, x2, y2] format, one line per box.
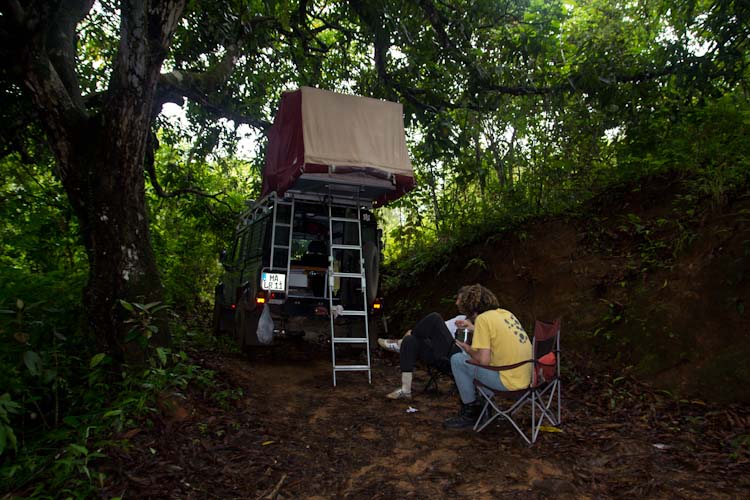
[423, 325, 462, 395]
[468, 318, 561, 445]
[423, 356, 455, 394]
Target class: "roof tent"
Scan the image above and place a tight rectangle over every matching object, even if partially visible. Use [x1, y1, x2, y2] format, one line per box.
[262, 87, 415, 206]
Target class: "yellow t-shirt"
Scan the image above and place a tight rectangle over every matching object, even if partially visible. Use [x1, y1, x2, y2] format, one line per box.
[471, 309, 532, 390]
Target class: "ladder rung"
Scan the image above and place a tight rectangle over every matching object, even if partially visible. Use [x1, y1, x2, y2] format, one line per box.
[331, 244, 362, 251]
[336, 310, 367, 316]
[274, 222, 291, 227]
[330, 217, 360, 223]
[332, 337, 368, 344]
[334, 365, 371, 371]
[273, 245, 289, 249]
[333, 272, 363, 279]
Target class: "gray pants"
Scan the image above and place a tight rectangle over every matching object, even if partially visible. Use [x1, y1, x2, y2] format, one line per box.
[450, 351, 508, 404]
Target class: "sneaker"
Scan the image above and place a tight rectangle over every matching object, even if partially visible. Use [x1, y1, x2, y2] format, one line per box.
[378, 338, 401, 353]
[386, 388, 412, 399]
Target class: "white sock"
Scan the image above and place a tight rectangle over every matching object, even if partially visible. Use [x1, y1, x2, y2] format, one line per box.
[401, 372, 413, 394]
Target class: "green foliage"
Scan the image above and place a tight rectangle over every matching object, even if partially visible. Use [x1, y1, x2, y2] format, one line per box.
[0, 268, 87, 443]
[2, 0, 750, 493]
[120, 299, 170, 347]
[0, 393, 21, 455]
[0, 290, 231, 497]
[464, 257, 487, 271]
[0, 249, 230, 497]
[619, 213, 673, 272]
[0, 269, 98, 495]
[0, 155, 86, 274]
[377, 0, 750, 285]
[147, 133, 254, 309]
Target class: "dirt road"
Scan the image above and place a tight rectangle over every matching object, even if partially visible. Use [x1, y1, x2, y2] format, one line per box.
[103, 341, 749, 499]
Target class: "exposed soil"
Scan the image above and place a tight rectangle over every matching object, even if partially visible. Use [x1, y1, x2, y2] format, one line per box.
[386, 173, 750, 404]
[101, 342, 749, 499]
[99, 174, 750, 498]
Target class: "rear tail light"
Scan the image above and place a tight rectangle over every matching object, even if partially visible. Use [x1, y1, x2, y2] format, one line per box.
[255, 291, 266, 304]
[372, 298, 383, 311]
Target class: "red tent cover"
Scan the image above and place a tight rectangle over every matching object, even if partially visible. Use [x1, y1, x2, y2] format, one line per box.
[262, 87, 415, 206]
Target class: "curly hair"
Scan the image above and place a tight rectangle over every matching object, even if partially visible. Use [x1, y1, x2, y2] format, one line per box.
[456, 284, 499, 317]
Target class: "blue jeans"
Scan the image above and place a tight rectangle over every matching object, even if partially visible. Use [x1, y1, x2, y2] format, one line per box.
[450, 351, 508, 404]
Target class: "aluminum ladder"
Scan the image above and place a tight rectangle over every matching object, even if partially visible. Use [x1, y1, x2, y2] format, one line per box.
[327, 199, 372, 385]
[268, 195, 294, 297]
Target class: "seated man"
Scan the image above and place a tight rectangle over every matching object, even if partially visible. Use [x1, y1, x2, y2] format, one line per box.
[379, 287, 473, 399]
[444, 284, 532, 429]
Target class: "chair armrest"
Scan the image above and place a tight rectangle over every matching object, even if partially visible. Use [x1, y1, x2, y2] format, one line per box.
[467, 359, 533, 371]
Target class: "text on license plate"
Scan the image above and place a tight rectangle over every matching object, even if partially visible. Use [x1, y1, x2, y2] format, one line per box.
[261, 272, 286, 291]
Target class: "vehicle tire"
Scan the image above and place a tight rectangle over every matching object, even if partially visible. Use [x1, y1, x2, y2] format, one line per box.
[367, 315, 385, 353]
[362, 241, 380, 306]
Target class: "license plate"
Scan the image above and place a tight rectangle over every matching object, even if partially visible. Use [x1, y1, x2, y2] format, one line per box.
[261, 272, 286, 291]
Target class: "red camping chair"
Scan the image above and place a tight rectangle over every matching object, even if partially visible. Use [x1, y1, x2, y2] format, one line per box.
[468, 318, 561, 445]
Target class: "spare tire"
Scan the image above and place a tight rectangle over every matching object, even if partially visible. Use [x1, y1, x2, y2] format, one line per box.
[362, 241, 380, 306]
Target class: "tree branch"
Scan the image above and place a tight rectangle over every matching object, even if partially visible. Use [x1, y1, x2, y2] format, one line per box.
[155, 72, 272, 131]
[416, 0, 454, 53]
[154, 27, 272, 131]
[143, 131, 233, 210]
[1, 0, 91, 169]
[107, 0, 186, 106]
[46, 0, 95, 109]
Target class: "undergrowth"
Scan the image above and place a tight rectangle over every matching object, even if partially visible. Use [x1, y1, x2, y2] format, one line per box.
[0, 269, 232, 499]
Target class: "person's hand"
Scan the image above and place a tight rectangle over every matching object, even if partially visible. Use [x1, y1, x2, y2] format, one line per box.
[455, 319, 474, 331]
[455, 340, 470, 352]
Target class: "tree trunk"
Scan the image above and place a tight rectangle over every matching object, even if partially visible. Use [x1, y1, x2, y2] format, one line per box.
[8, 0, 187, 362]
[61, 118, 168, 363]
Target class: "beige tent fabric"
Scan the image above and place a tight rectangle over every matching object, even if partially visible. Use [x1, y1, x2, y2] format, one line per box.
[300, 87, 413, 176]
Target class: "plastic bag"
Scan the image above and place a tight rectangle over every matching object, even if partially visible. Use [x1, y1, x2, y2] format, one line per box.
[257, 304, 274, 344]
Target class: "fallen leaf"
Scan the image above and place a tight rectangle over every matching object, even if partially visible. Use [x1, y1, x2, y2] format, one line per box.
[122, 428, 141, 439]
[540, 426, 562, 433]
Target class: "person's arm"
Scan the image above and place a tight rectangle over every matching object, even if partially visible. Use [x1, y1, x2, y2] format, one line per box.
[455, 341, 490, 365]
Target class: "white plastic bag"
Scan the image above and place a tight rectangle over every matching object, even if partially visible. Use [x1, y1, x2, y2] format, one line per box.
[257, 304, 274, 344]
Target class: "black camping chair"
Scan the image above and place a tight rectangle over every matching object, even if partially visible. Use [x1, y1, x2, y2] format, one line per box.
[422, 333, 462, 395]
[424, 355, 456, 394]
